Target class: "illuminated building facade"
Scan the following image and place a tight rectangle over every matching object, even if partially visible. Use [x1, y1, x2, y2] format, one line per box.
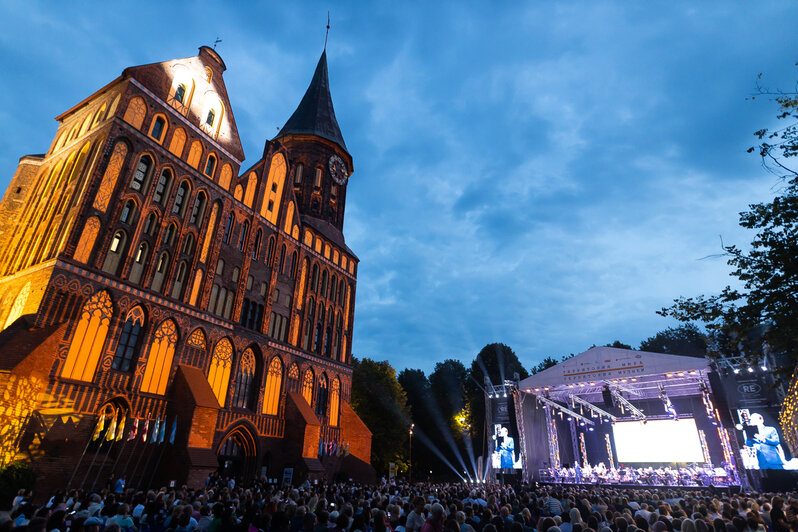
[0, 46, 373, 487]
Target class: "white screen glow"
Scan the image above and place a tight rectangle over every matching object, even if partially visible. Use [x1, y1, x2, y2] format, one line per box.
[612, 418, 704, 463]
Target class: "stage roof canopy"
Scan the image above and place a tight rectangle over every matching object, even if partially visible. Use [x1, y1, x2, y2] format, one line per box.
[519, 346, 709, 390]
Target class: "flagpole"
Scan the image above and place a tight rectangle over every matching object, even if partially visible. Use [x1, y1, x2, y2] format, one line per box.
[128, 418, 152, 488]
[79, 437, 105, 490]
[108, 419, 131, 478]
[66, 414, 102, 491]
[120, 418, 144, 482]
[90, 435, 117, 491]
[146, 441, 168, 489]
[134, 418, 161, 489]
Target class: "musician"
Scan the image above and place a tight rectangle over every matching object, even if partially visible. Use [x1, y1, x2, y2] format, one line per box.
[496, 426, 515, 468]
[745, 413, 784, 470]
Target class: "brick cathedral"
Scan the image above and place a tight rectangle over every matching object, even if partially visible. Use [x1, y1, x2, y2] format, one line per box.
[0, 45, 374, 488]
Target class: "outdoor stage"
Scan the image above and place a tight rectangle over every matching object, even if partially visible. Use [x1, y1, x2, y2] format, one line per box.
[513, 346, 746, 488]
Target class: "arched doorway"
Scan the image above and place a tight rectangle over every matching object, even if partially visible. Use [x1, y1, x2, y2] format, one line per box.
[217, 424, 258, 482]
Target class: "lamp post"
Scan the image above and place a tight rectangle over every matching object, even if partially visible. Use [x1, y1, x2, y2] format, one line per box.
[409, 423, 414, 483]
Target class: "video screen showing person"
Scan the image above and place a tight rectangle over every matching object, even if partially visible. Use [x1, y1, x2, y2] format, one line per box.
[735, 408, 798, 470]
[491, 423, 521, 470]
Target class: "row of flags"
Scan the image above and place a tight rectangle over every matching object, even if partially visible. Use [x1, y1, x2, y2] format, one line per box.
[318, 437, 349, 457]
[92, 413, 177, 445]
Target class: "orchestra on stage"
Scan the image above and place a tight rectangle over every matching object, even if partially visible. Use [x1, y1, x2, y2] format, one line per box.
[539, 462, 737, 487]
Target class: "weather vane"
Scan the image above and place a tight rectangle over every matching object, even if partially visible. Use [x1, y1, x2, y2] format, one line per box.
[213, 37, 222, 50]
[324, 12, 330, 50]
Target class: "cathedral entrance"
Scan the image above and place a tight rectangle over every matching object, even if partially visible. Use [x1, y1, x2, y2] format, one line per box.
[217, 424, 258, 482]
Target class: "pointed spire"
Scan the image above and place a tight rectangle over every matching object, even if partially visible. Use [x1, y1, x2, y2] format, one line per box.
[275, 51, 348, 153]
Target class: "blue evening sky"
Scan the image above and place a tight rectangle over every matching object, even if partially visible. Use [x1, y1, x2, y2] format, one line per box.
[0, 2, 796, 374]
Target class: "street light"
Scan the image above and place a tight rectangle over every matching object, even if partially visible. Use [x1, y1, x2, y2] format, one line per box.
[409, 423, 414, 483]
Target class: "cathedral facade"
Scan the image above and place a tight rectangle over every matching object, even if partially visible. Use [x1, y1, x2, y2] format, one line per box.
[0, 45, 373, 488]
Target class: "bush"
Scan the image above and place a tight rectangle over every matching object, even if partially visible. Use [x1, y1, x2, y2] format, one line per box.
[0, 461, 35, 509]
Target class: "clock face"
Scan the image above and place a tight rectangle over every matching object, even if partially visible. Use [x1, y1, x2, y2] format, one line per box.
[329, 155, 348, 185]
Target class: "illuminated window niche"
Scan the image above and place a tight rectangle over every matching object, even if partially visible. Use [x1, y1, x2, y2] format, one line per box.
[315, 373, 328, 418]
[287, 363, 299, 393]
[167, 76, 194, 116]
[207, 338, 233, 406]
[93, 141, 129, 213]
[60, 291, 113, 382]
[330, 377, 341, 426]
[262, 356, 283, 416]
[168, 127, 186, 157]
[204, 153, 217, 179]
[260, 153, 286, 225]
[301, 368, 314, 406]
[139, 319, 178, 395]
[122, 96, 147, 130]
[73, 216, 101, 264]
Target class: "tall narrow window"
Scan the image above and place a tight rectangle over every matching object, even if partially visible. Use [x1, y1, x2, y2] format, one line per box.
[143, 212, 159, 236]
[128, 242, 149, 284]
[294, 163, 303, 185]
[112, 306, 144, 371]
[316, 374, 328, 418]
[330, 377, 341, 426]
[232, 348, 257, 409]
[150, 251, 170, 293]
[262, 357, 283, 416]
[172, 181, 190, 216]
[182, 233, 196, 256]
[238, 221, 249, 252]
[140, 320, 178, 395]
[60, 291, 113, 382]
[170, 261, 187, 299]
[101, 230, 127, 275]
[152, 169, 173, 205]
[223, 213, 234, 244]
[175, 84, 186, 104]
[130, 156, 153, 193]
[120, 199, 137, 224]
[252, 229, 262, 260]
[207, 339, 233, 406]
[324, 309, 334, 358]
[265, 237, 275, 266]
[321, 270, 328, 298]
[301, 369, 314, 406]
[204, 154, 217, 177]
[73, 216, 101, 263]
[310, 264, 319, 292]
[163, 223, 178, 246]
[278, 244, 286, 274]
[314, 304, 325, 354]
[189, 192, 207, 225]
[150, 116, 166, 142]
[289, 252, 298, 278]
[314, 168, 322, 188]
[205, 109, 215, 126]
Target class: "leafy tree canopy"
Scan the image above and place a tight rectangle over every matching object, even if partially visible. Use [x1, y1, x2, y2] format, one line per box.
[639, 324, 708, 357]
[660, 70, 798, 376]
[350, 357, 411, 473]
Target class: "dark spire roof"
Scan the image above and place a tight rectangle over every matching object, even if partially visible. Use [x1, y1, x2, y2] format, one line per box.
[275, 51, 347, 153]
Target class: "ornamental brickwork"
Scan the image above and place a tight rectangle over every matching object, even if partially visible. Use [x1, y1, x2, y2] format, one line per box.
[0, 46, 373, 490]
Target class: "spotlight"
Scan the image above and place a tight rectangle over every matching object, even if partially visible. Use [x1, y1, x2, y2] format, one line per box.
[588, 427, 594, 432]
[503, 393, 507, 398]
[747, 367, 755, 373]
[761, 364, 768, 371]
[733, 368, 740, 374]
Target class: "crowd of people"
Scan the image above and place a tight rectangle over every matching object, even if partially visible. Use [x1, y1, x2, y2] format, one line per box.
[2, 475, 798, 532]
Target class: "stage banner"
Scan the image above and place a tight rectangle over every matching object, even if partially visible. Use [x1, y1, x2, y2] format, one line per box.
[721, 371, 797, 470]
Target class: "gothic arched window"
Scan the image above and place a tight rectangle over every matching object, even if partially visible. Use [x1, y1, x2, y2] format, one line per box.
[140, 319, 178, 395]
[172, 181, 191, 216]
[152, 169, 173, 205]
[61, 291, 113, 382]
[189, 191, 207, 225]
[130, 155, 153, 194]
[232, 348, 257, 409]
[223, 213, 234, 244]
[207, 338, 233, 406]
[238, 221, 249, 252]
[301, 368, 314, 406]
[252, 229, 262, 261]
[262, 357, 283, 416]
[330, 377, 341, 427]
[101, 230, 127, 275]
[112, 306, 145, 371]
[316, 373, 328, 418]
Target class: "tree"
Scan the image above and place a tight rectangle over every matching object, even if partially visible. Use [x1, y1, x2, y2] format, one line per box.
[429, 359, 468, 424]
[605, 340, 632, 349]
[639, 324, 708, 357]
[530, 356, 559, 375]
[464, 343, 529, 460]
[660, 70, 798, 375]
[397, 368, 437, 475]
[350, 357, 411, 474]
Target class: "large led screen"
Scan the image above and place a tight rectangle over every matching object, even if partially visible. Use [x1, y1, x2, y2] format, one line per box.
[612, 418, 704, 463]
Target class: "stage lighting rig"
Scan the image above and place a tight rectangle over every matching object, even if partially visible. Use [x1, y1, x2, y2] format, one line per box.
[534, 394, 594, 426]
[608, 388, 645, 421]
[570, 394, 617, 422]
[658, 384, 678, 419]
